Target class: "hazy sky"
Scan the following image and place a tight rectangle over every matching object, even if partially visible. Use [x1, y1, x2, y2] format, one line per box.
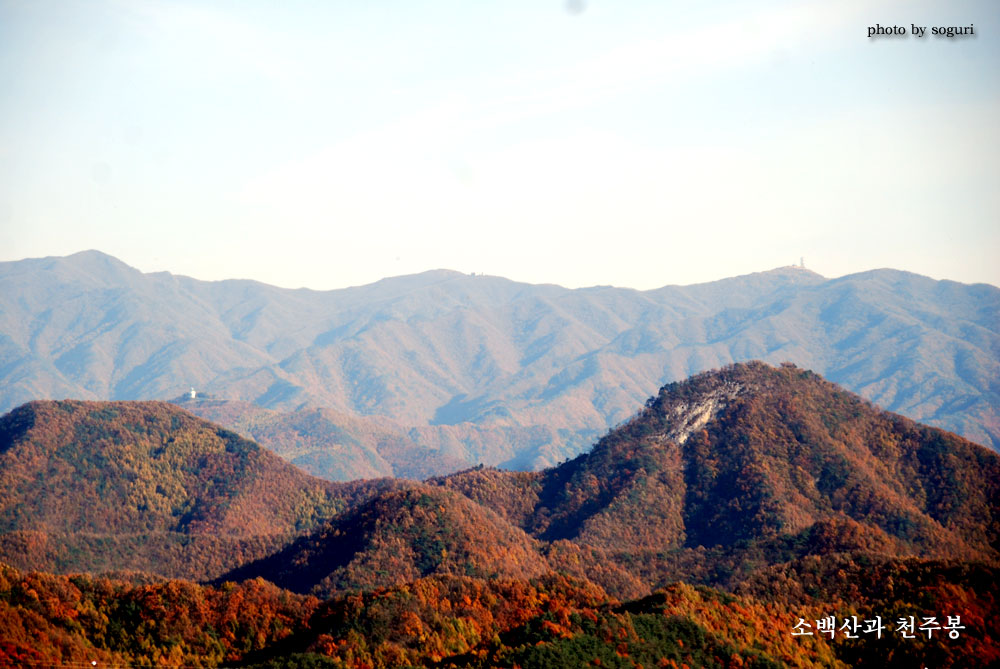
[1, 0, 998, 290]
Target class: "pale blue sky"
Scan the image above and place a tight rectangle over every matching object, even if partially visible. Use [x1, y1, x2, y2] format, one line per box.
[1, 0, 998, 289]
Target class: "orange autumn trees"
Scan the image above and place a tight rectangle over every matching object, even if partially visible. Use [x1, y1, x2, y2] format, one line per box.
[1, 362, 998, 667]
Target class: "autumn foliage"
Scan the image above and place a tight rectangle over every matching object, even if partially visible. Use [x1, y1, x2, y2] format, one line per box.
[0, 363, 997, 667]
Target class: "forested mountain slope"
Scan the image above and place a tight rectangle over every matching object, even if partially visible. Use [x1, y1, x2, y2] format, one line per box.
[219, 484, 551, 598]
[436, 362, 999, 591]
[0, 400, 394, 579]
[1, 365, 997, 667]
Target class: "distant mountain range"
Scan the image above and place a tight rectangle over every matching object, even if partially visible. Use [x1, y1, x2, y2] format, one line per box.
[1, 363, 997, 667]
[1, 250, 996, 478]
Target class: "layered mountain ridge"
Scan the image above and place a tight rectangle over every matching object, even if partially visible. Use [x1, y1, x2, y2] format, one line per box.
[433, 362, 998, 592]
[1, 362, 998, 667]
[1, 251, 996, 479]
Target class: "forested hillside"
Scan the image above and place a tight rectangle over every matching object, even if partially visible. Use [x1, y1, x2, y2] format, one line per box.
[0, 363, 997, 666]
[2, 559, 996, 667]
[0, 400, 395, 579]
[436, 362, 998, 593]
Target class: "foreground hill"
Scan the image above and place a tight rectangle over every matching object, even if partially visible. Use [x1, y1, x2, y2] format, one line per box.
[220, 484, 551, 598]
[0, 400, 389, 579]
[1, 251, 996, 478]
[437, 362, 1000, 591]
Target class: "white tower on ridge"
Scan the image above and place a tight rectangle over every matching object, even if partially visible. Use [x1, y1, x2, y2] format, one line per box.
[189, 387, 197, 399]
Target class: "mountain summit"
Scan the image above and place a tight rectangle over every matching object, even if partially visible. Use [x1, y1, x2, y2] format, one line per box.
[441, 362, 999, 590]
[1, 252, 996, 481]
[0, 400, 384, 579]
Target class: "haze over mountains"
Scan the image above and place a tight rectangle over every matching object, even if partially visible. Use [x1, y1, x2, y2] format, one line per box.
[1, 251, 997, 477]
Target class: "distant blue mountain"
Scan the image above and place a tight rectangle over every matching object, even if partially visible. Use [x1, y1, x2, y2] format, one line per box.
[1, 251, 996, 476]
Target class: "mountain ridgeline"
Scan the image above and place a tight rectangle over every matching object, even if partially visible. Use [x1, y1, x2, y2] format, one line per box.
[439, 362, 999, 588]
[1, 251, 996, 481]
[0, 400, 397, 579]
[0, 363, 998, 667]
[0, 364, 996, 592]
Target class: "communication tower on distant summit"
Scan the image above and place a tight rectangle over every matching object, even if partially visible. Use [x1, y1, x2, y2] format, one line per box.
[189, 387, 196, 399]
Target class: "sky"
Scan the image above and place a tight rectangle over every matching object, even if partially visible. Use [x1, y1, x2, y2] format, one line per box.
[1, 0, 998, 290]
